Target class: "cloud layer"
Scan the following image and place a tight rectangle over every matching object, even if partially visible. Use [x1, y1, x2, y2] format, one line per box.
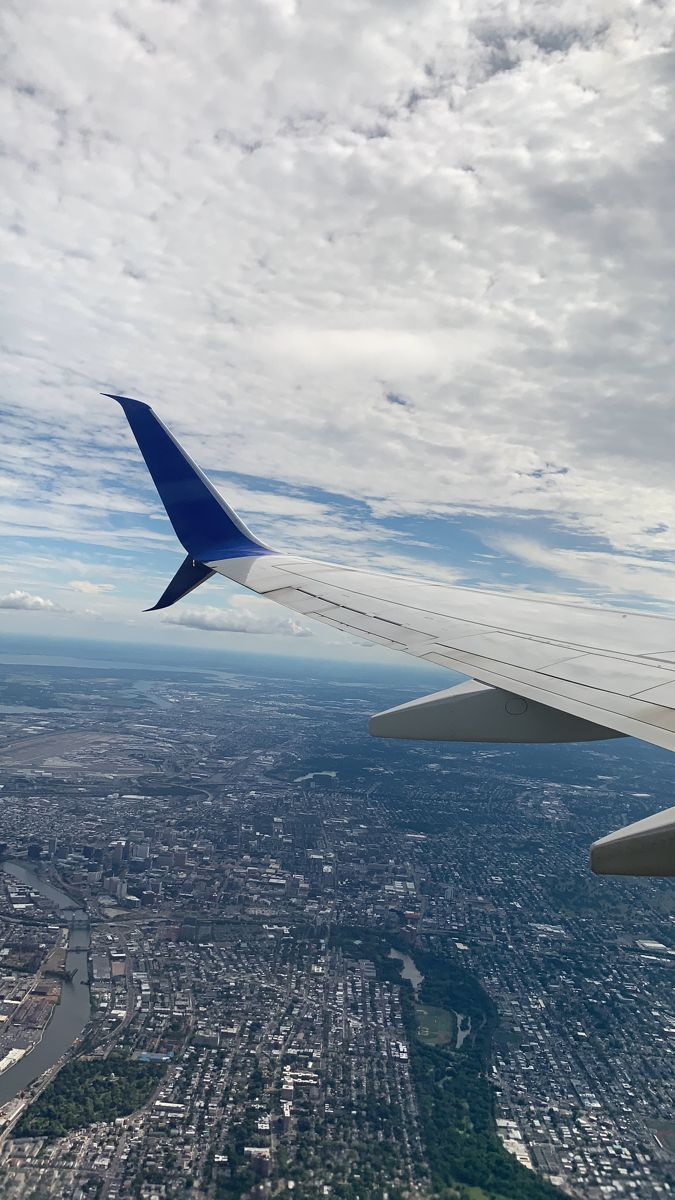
[3, 1, 675, 646]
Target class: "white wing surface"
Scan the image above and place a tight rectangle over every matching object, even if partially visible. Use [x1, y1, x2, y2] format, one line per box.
[111, 395, 675, 877]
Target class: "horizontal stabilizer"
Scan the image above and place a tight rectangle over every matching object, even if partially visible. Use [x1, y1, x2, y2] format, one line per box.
[591, 806, 675, 876]
[106, 394, 272, 563]
[145, 555, 216, 612]
[369, 680, 623, 744]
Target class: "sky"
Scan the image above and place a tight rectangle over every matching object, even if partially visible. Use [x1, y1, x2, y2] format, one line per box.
[2, 0, 675, 664]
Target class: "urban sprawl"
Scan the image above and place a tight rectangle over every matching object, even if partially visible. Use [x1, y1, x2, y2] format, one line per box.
[0, 656, 672, 1200]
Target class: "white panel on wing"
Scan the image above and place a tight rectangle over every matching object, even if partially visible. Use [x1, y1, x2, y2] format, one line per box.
[342, 628, 410, 649]
[309, 613, 409, 649]
[264, 587, 333, 615]
[275, 562, 353, 580]
[319, 606, 416, 644]
[449, 632, 582, 671]
[361, 606, 486, 642]
[633, 680, 675, 707]
[540, 654, 673, 697]
[281, 584, 487, 642]
[210, 557, 289, 590]
[634, 702, 675, 734]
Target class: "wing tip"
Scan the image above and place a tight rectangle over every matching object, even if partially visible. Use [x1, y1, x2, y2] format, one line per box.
[102, 392, 151, 414]
[110, 394, 274, 563]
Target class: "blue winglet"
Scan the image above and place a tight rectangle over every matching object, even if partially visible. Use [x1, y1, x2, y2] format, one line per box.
[107, 395, 273, 563]
[145, 555, 217, 612]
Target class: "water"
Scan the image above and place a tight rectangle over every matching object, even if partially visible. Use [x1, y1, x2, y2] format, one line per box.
[129, 679, 172, 710]
[0, 864, 91, 1103]
[455, 1013, 472, 1049]
[293, 770, 338, 783]
[0, 705, 71, 715]
[389, 948, 424, 996]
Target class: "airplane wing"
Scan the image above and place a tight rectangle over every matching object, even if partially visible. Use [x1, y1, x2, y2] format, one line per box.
[110, 395, 675, 878]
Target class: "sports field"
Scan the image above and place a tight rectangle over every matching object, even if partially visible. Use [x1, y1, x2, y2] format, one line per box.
[415, 1004, 456, 1047]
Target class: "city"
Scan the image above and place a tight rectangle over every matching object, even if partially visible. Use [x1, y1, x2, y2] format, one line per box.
[0, 645, 672, 1199]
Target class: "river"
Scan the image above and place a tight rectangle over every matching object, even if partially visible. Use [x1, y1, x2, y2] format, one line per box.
[0, 863, 92, 1104]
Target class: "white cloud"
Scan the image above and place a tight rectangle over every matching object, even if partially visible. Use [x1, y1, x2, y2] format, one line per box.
[69, 579, 115, 594]
[164, 600, 310, 637]
[493, 535, 675, 608]
[0, 589, 55, 611]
